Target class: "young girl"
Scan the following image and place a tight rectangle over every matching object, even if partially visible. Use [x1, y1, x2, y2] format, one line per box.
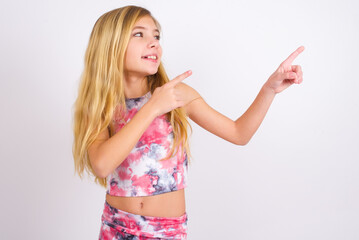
[73, 5, 304, 240]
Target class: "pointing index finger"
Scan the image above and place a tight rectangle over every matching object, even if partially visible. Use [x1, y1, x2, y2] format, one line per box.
[168, 70, 192, 87]
[281, 46, 305, 66]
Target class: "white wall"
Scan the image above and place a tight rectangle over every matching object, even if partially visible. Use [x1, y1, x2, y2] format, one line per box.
[1, 0, 358, 239]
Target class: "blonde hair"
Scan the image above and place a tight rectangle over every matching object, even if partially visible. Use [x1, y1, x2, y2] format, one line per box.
[72, 5, 192, 188]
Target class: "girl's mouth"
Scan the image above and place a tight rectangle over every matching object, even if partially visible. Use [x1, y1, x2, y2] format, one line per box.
[141, 55, 158, 62]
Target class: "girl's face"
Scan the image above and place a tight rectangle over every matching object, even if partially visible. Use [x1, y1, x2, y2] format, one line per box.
[124, 15, 162, 78]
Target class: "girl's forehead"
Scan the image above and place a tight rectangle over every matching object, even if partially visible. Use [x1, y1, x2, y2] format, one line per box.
[133, 15, 159, 30]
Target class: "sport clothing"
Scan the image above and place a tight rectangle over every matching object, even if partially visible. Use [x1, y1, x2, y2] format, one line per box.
[98, 201, 188, 239]
[106, 91, 188, 197]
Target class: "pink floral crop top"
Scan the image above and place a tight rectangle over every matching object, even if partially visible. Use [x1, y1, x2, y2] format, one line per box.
[106, 91, 188, 197]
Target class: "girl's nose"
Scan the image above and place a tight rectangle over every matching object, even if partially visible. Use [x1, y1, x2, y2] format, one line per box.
[148, 40, 159, 48]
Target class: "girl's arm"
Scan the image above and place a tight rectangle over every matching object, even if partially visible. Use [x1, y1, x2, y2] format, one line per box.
[88, 102, 158, 179]
[88, 71, 193, 178]
[183, 46, 304, 145]
[183, 85, 276, 145]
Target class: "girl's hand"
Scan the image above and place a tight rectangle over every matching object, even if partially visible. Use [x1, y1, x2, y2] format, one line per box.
[264, 46, 305, 94]
[148, 70, 192, 117]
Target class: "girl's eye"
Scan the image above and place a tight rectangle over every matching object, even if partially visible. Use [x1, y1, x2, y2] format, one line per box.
[133, 32, 160, 40]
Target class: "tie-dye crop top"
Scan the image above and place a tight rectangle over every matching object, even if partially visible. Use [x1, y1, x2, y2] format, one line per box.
[106, 91, 188, 197]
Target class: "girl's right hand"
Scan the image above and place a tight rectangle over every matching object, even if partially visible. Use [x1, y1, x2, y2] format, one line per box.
[148, 70, 192, 117]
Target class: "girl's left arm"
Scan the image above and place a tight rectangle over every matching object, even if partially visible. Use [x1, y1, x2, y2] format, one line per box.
[181, 46, 304, 145]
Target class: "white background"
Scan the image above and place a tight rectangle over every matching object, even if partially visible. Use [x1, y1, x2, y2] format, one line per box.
[1, 0, 358, 239]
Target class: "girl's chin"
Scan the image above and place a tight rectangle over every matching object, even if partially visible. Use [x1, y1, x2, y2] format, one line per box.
[145, 69, 159, 76]
[147, 71, 158, 76]
[124, 67, 159, 77]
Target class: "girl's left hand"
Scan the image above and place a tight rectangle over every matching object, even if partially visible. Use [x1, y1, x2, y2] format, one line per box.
[264, 46, 305, 94]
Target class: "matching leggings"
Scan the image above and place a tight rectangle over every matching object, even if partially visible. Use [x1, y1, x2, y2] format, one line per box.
[98, 201, 188, 240]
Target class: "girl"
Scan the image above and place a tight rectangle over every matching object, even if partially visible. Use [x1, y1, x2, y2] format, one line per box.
[73, 5, 304, 240]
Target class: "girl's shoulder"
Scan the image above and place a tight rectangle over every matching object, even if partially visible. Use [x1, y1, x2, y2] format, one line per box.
[175, 82, 202, 116]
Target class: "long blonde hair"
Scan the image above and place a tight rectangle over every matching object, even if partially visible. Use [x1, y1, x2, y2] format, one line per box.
[72, 6, 192, 188]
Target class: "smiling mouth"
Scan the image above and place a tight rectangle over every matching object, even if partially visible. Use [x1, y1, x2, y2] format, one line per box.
[142, 55, 157, 60]
[141, 55, 158, 63]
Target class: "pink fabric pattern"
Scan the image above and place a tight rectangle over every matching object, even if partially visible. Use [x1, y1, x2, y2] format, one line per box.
[99, 201, 188, 239]
[106, 91, 188, 197]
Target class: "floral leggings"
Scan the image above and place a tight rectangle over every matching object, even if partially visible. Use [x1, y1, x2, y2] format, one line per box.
[98, 201, 188, 239]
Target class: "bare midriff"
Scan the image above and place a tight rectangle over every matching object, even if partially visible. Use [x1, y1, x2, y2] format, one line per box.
[105, 188, 186, 218]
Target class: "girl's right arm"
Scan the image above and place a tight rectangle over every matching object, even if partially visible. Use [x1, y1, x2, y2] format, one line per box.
[88, 102, 158, 179]
[88, 70, 193, 179]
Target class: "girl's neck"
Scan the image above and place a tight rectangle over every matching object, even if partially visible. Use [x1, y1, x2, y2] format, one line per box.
[124, 74, 149, 99]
